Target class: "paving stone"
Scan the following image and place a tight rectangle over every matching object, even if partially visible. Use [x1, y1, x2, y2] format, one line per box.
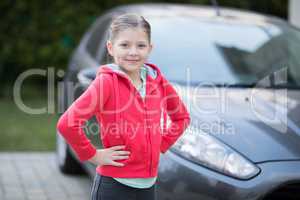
[0, 152, 91, 200]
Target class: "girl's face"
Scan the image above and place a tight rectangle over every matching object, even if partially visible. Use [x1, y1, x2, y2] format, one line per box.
[106, 28, 152, 73]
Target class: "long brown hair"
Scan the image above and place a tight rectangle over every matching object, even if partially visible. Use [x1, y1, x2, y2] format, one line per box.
[108, 13, 151, 43]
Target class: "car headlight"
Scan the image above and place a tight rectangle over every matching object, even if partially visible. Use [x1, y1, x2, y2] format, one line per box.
[172, 127, 260, 179]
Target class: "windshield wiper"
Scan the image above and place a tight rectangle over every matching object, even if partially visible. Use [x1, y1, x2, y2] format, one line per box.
[224, 83, 256, 88]
[170, 81, 256, 88]
[170, 80, 300, 89]
[265, 83, 300, 89]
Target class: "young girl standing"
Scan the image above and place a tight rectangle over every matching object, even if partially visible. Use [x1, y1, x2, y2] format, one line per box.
[57, 13, 190, 200]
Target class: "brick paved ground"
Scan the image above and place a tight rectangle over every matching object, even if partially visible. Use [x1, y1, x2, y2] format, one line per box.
[0, 152, 92, 200]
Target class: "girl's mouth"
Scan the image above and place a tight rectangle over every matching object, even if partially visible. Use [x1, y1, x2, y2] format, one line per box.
[125, 59, 139, 62]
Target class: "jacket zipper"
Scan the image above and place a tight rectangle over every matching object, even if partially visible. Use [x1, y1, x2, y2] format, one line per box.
[147, 116, 152, 176]
[126, 75, 152, 175]
[149, 131, 152, 176]
[145, 104, 152, 176]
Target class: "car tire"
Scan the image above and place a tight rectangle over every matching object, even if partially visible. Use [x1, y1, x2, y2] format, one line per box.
[56, 130, 85, 174]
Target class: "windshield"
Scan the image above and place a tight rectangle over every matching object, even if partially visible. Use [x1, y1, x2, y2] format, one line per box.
[148, 16, 300, 88]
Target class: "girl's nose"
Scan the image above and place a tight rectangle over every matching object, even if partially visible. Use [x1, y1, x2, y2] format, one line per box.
[128, 47, 138, 55]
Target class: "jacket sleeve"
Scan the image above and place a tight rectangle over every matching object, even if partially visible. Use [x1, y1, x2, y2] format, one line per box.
[160, 78, 191, 153]
[56, 73, 111, 162]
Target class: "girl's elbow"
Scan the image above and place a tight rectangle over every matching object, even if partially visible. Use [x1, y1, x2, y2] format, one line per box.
[185, 115, 191, 127]
[56, 114, 68, 135]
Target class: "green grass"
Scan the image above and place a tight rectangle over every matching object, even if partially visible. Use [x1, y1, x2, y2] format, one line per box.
[0, 84, 58, 151]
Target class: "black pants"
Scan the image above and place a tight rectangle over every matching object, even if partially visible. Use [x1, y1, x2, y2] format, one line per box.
[91, 174, 157, 200]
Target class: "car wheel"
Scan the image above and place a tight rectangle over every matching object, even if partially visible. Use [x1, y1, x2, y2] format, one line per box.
[56, 130, 85, 174]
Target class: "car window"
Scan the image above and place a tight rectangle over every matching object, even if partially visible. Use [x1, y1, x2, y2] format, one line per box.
[86, 15, 112, 59]
[147, 16, 300, 88]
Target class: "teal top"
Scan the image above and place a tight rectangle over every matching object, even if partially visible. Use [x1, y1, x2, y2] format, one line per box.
[109, 64, 157, 188]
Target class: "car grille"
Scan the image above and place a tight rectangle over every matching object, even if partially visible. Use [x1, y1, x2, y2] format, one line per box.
[263, 183, 300, 200]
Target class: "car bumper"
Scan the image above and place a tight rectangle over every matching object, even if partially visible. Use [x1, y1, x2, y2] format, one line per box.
[157, 150, 300, 200]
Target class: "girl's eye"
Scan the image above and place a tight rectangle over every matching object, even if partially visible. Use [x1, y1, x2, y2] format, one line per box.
[138, 44, 146, 48]
[120, 43, 128, 47]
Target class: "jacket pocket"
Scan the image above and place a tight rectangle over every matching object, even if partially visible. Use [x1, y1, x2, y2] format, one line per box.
[124, 127, 148, 165]
[102, 124, 127, 148]
[152, 123, 162, 167]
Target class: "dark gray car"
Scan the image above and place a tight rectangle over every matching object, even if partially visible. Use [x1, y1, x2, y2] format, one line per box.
[56, 3, 300, 200]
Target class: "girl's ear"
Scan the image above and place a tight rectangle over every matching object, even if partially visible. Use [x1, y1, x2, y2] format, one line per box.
[148, 43, 153, 54]
[106, 40, 114, 56]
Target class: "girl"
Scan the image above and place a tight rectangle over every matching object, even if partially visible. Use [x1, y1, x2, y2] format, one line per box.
[57, 13, 190, 200]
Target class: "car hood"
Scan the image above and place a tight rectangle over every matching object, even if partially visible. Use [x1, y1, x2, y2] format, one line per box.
[180, 85, 300, 163]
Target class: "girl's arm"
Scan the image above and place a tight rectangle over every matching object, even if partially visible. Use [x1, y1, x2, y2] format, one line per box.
[161, 78, 191, 153]
[56, 73, 112, 162]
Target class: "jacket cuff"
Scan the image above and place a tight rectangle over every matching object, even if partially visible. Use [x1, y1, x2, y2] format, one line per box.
[71, 143, 97, 162]
[160, 139, 172, 153]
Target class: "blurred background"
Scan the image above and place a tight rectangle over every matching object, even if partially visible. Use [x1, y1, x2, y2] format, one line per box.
[0, 0, 295, 152]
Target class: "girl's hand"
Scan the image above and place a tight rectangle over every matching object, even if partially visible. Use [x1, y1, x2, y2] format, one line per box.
[88, 145, 130, 167]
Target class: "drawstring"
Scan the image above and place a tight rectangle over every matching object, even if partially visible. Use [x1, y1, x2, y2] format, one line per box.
[112, 74, 121, 138]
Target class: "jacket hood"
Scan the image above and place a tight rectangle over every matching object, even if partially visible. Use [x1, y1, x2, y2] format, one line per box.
[97, 62, 163, 83]
[96, 62, 168, 134]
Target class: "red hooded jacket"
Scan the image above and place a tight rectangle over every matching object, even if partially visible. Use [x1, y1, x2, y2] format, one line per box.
[57, 63, 190, 178]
